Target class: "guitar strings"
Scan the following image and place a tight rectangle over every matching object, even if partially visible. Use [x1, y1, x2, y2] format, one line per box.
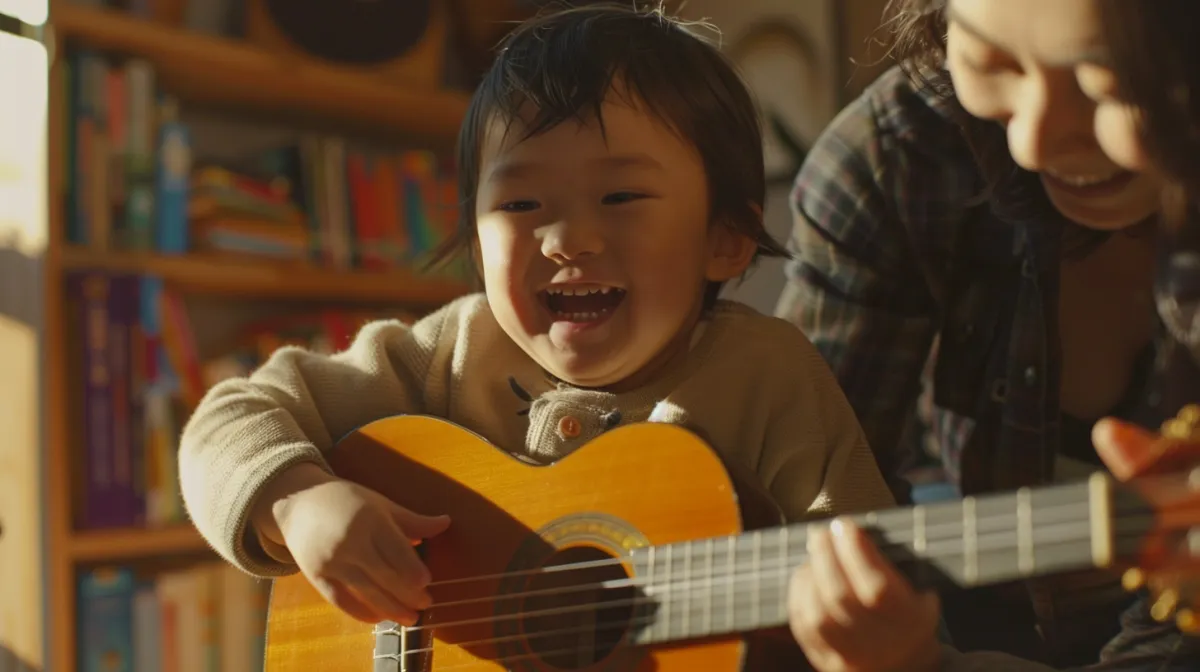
[418, 498, 1139, 610]
[421, 500, 1113, 611]
[396, 509, 1151, 638]
[423, 495, 1101, 589]
[380, 525, 1156, 672]
[402, 519, 1117, 634]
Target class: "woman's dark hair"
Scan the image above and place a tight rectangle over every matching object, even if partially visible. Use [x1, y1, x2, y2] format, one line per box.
[1098, 0, 1200, 231]
[880, 0, 1107, 254]
[1097, 1, 1200, 405]
[434, 1, 788, 301]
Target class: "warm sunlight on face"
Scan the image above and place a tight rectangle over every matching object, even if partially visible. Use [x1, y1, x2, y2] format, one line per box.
[473, 93, 753, 390]
[1076, 65, 1156, 176]
[945, 0, 1161, 231]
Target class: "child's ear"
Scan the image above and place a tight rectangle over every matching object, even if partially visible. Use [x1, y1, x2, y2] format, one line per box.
[705, 206, 761, 282]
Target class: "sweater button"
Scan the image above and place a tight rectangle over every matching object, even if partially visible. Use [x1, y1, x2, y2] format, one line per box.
[558, 415, 582, 439]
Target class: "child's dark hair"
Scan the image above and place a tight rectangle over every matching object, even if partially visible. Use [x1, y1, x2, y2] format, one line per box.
[434, 1, 789, 302]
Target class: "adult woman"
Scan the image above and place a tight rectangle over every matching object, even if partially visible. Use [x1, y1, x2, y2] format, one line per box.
[776, 0, 1196, 668]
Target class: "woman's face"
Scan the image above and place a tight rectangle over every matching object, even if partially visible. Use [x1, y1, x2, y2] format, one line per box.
[946, 0, 1161, 231]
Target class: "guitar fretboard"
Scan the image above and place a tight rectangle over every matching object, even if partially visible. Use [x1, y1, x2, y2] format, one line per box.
[626, 474, 1152, 646]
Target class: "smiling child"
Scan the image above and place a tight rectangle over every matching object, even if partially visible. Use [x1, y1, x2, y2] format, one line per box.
[178, 2, 895, 633]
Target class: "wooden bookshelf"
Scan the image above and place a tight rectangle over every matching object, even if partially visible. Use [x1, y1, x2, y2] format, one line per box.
[60, 246, 474, 306]
[69, 525, 209, 562]
[50, 3, 472, 144]
[0, 3, 478, 671]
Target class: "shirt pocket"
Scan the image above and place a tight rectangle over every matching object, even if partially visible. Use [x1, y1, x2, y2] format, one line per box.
[931, 264, 1012, 417]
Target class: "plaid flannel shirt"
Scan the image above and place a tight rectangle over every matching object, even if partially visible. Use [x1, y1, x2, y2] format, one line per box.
[775, 65, 1198, 670]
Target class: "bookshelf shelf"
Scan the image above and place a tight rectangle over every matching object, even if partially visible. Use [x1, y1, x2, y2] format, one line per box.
[69, 525, 209, 562]
[60, 247, 473, 306]
[51, 4, 471, 144]
[2, 3, 484, 670]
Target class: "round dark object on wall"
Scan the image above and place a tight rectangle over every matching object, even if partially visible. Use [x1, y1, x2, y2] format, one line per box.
[262, 0, 433, 65]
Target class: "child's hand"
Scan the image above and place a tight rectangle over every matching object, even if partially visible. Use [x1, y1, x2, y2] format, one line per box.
[788, 519, 942, 672]
[263, 467, 451, 626]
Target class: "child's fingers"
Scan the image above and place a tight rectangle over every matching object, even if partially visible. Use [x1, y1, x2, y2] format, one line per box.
[786, 564, 826, 649]
[342, 564, 422, 626]
[806, 527, 857, 632]
[390, 504, 451, 544]
[310, 574, 383, 624]
[830, 518, 910, 610]
[372, 529, 434, 610]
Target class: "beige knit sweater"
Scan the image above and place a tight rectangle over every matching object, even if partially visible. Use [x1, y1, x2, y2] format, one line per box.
[178, 293, 895, 576]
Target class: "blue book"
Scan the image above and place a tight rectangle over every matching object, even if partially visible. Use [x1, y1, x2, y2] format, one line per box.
[78, 567, 135, 672]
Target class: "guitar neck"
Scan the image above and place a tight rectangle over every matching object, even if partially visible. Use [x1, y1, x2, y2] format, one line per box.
[626, 472, 1155, 646]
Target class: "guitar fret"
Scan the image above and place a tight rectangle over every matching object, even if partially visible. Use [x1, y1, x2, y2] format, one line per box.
[645, 546, 657, 641]
[681, 541, 692, 638]
[662, 544, 674, 641]
[725, 535, 735, 632]
[1088, 473, 1114, 567]
[913, 505, 927, 555]
[751, 531, 762, 629]
[777, 525, 790, 623]
[963, 496, 978, 584]
[703, 537, 714, 637]
[1017, 487, 1034, 574]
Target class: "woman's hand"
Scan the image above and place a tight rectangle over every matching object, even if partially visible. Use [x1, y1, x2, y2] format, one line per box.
[1092, 407, 1200, 479]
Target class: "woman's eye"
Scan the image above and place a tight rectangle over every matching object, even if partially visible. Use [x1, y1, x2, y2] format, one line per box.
[962, 54, 1019, 76]
[953, 37, 1020, 77]
[499, 200, 540, 213]
[602, 191, 647, 205]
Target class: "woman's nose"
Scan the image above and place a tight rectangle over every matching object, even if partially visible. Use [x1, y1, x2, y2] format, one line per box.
[1006, 72, 1097, 172]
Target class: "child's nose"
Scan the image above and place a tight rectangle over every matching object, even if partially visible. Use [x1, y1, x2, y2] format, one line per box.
[538, 219, 604, 263]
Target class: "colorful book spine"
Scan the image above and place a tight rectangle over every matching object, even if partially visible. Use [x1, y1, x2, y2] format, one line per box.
[73, 271, 122, 528]
[153, 99, 191, 254]
[78, 567, 136, 672]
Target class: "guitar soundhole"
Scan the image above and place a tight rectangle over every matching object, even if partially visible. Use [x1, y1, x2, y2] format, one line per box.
[519, 545, 635, 669]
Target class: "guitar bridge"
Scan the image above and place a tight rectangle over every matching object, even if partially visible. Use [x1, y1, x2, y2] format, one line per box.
[373, 619, 426, 672]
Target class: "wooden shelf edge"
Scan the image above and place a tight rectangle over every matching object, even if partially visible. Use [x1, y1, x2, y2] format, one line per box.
[69, 525, 210, 561]
[50, 4, 472, 143]
[60, 247, 474, 306]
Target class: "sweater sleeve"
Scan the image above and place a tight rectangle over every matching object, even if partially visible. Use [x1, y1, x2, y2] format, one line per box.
[178, 299, 462, 576]
[757, 321, 897, 522]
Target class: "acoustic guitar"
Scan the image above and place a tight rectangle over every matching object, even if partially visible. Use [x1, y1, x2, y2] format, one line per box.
[263, 415, 1200, 671]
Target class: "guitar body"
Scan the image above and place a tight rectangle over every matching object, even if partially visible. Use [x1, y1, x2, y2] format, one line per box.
[264, 416, 806, 671]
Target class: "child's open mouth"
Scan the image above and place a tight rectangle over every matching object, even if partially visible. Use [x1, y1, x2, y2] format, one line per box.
[541, 285, 627, 323]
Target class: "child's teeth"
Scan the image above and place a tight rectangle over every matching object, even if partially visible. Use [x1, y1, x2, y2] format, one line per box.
[547, 286, 619, 295]
[555, 311, 603, 321]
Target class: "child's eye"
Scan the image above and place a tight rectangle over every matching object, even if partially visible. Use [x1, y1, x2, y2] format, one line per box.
[602, 191, 647, 205]
[499, 200, 540, 213]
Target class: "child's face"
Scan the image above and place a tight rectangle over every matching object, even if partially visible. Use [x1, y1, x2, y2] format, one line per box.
[474, 92, 755, 390]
